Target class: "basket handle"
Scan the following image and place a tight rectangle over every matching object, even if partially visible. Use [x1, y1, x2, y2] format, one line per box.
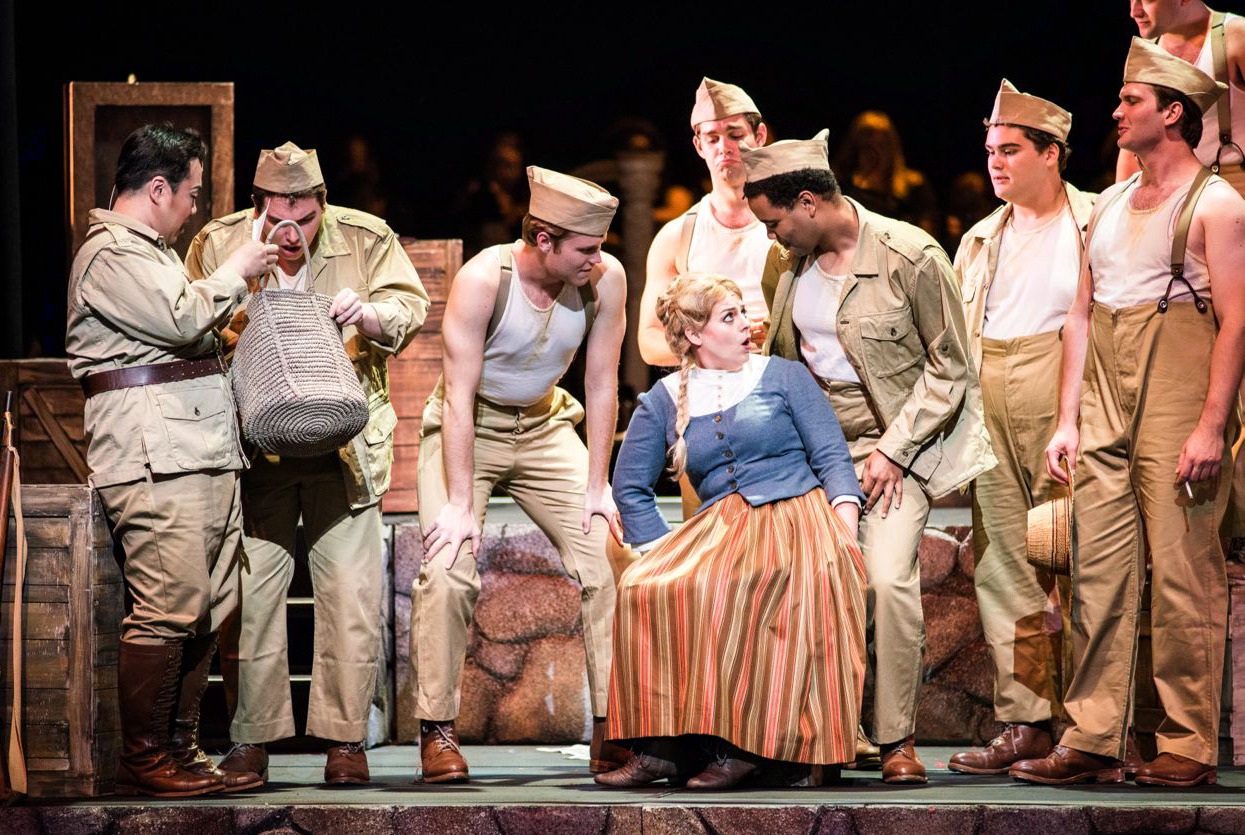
[263, 219, 316, 293]
[1061, 454, 1075, 506]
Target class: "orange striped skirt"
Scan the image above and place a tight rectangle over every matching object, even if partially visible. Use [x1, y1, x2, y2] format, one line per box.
[605, 488, 867, 765]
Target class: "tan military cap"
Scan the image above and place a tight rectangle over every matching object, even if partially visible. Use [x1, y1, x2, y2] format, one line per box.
[742, 129, 831, 182]
[1124, 36, 1226, 116]
[253, 141, 324, 193]
[527, 166, 618, 237]
[690, 77, 761, 128]
[988, 79, 1072, 142]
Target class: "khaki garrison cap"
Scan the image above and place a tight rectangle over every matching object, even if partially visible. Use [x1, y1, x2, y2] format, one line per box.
[527, 166, 618, 237]
[988, 79, 1072, 142]
[253, 141, 324, 193]
[742, 129, 831, 182]
[690, 77, 761, 128]
[1124, 36, 1226, 116]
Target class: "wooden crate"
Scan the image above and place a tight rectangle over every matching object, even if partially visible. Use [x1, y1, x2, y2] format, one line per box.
[383, 239, 461, 513]
[0, 359, 89, 485]
[1, 485, 121, 796]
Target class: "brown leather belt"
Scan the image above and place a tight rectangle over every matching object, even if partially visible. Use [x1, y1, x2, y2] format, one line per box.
[81, 357, 226, 399]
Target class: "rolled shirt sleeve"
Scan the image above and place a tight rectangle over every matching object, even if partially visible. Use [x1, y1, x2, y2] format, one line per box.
[362, 230, 430, 355]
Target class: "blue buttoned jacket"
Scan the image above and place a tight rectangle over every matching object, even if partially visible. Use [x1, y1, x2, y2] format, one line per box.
[612, 356, 865, 546]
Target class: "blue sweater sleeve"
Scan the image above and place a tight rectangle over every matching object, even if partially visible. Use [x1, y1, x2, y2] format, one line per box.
[783, 360, 866, 505]
[612, 387, 675, 545]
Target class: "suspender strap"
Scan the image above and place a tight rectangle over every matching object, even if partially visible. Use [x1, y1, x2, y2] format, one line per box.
[1212, 11, 1232, 147]
[674, 207, 698, 276]
[1172, 166, 1215, 277]
[486, 243, 597, 340]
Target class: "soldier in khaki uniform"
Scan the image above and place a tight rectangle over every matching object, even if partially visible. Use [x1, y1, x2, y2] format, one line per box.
[1013, 39, 1245, 788]
[413, 166, 627, 783]
[185, 142, 429, 785]
[744, 132, 995, 784]
[948, 82, 1095, 776]
[66, 124, 277, 796]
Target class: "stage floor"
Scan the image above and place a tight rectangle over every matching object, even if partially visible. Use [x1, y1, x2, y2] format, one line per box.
[13, 745, 1245, 835]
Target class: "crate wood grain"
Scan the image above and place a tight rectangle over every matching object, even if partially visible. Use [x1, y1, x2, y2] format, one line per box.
[0, 360, 90, 486]
[0, 485, 121, 796]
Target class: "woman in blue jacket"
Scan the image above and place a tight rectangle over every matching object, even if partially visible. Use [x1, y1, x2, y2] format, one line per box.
[597, 273, 867, 790]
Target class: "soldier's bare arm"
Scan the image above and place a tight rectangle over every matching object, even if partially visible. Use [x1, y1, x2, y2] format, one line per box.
[638, 219, 682, 367]
[582, 253, 626, 542]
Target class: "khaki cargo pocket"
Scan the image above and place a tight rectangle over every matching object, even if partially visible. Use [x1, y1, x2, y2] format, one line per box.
[364, 399, 398, 495]
[859, 308, 924, 378]
[155, 387, 233, 470]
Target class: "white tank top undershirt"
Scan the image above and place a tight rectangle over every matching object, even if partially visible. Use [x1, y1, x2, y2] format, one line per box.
[684, 195, 772, 322]
[791, 259, 862, 384]
[264, 263, 308, 291]
[476, 247, 588, 407]
[1193, 12, 1245, 171]
[982, 205, 1080, 340]
[1089, 177, 1226, 308]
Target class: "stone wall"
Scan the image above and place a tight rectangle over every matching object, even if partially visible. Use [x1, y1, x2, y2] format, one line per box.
[393, 512, 999, 746]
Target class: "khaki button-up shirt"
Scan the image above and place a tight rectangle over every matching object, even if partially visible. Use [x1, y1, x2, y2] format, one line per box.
[185, 204, 430, 508]
[762, 197, 995, 498]
[66, 209, 249, 488]
[953, 182, 1096, 372]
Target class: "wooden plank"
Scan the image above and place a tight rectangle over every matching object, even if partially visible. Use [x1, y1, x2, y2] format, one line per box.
[6, 484, 90, 517]
[22, 721, 70, 759]
[0, 639, 70, 685]
[22, 413, 85, 443]
[25, 760, 72, 776]
[12, 359, 75, 387]
[1, 583, 68, 603]
[92, 586, 126, 635]
[69, 491, 94, 772]
[3, 548, 73, 587]
[22, 388, 90, 482]
[0, 601, 69, 641]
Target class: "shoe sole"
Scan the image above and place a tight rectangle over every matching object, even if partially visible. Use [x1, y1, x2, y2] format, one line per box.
[114, 782, 227, 797]
[325, 776, 370, 785]
[947, 762, 1010, 776]
[882, 774, 928, 784]
[220, 767, 268, 793]
[1009, 768, 1124, 785]
[422, 771, 469, 784]
[1134, 772, 1217, 787]
[589, 759, 629, 774]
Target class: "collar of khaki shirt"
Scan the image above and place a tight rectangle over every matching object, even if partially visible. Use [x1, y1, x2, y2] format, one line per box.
[86, 208, 170, 251]
[843, 195, 882, 278]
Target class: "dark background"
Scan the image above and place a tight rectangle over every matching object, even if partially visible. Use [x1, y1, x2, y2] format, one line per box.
[2, 2, 1224, 358]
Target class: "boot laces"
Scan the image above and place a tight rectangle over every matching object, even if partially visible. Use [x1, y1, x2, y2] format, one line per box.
[432, 724, 460, 754]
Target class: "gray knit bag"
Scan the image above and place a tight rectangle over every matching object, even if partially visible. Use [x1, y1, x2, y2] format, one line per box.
[231, 219, 369, 457]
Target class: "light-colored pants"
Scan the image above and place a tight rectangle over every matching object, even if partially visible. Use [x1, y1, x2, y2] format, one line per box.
[98, 469, 242, 644]
[1061, 303, 1234, 765]
[827, 382, 931, 746]
[411, 387, 616, 721]
[973, 331, 1072, 724]
[225, 453, 383, 744]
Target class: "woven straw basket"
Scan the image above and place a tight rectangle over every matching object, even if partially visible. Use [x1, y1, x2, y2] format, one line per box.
[231, 220, 368, 457]
[1025, 460, 1074, 576]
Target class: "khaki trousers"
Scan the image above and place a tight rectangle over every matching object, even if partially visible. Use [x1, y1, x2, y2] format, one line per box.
[1061, 302, 1233, 764]
[225, 453, 383, 744]
[412, 387, 615, 720]
[973, 331, 1072, 724]
[826, 382, 931, 746]
[98, 469, 242, 644]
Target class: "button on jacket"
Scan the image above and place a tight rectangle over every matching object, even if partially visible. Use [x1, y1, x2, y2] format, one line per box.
[186, 205, 430, 508]
[762, 197, 995, 497]
[66, 209, 249, 487]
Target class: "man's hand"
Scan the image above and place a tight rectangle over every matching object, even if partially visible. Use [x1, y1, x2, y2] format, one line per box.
[330, 288, 365, 326]
[583, 484, 625, 544]
[1176, 421, 1225, 486]
[224, 240, 279, 283]
[423, 502, 481, 570]
[1045, 424, 1080, 486]
[748, 318, 768, 351]
[861, 450, 903, 518]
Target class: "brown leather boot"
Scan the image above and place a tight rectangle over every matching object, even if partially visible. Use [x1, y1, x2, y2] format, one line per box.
[593, 751, 681, 788]
[115, 639, 225, 797]
[167, 634, 264, 792]
[419, 720, 469, 783]
[849, 725, 882, 770]
[949, 723, 1054, 775]
[1009, 745, 1124, 785]
[685, 743, 759, 790]
[219, 743, 269, 785]
[589, 717, 631, 774]
[325, 741, 370, 785]
[880, 737, 927, 784]
[1123, 731, 1143, 779]
[1134, 752, 1217, 787]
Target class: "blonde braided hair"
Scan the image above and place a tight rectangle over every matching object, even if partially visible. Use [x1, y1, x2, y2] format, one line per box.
[654, 273, 743, 479]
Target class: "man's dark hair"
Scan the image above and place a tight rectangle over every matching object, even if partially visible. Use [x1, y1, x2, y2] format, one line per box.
[693, 112, 764, 138]
[742, 167, 840, 209]
[251, 185, 329, 211]
[985, 122, 1073, 172]
[114, 124, 207, 195]
[1152, 85, 1204, 148]
[521, 213, 569, 249]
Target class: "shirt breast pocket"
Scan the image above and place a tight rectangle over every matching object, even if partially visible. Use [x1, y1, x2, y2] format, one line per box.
[858, 308, 924, 378]
[156, 387, 232, 470]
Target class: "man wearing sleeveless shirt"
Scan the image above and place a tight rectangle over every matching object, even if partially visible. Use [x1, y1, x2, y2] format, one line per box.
[639, 78, 772, 367]
[744, 132, 995, 784]
[413, 166, 627, 783]
[186, 142, 429, 786]
[949, 82, 1095, 776]
[1013, 39, 1245, 787]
